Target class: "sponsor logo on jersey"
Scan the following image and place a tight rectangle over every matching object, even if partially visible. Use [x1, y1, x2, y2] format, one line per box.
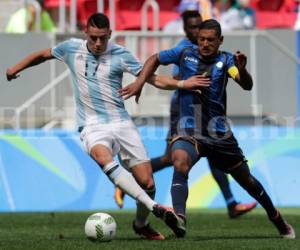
[216, 61, 224, 69]
[184, 56, 198, 64]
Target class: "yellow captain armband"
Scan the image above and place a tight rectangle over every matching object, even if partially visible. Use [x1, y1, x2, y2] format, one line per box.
[228, 66, 239, 80]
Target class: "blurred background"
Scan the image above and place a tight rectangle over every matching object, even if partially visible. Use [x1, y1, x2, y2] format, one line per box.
[0, 0, 300, 212]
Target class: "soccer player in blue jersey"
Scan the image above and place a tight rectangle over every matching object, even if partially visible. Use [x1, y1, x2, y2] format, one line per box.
[115, 10, 257, 219]
[120, 19, 295, 239]
[6, 13, 208, 240]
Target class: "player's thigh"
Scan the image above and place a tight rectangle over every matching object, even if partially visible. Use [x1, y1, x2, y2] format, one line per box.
[117, 121, 149, 168]
[208, 149, 246, 174]
[90, 144, 114, 167]
[80, 124, 119, 166]
[171, 139, 199, 173]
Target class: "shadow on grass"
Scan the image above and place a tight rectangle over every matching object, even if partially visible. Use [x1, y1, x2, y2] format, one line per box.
[164, 234, 279, 241]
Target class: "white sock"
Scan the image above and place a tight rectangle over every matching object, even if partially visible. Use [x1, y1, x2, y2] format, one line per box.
[135, 187, 156, 228]
[103, 161, 156, 211]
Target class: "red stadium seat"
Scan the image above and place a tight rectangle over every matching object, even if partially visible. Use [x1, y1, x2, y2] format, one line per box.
[44, 0, 71, 8]
[250, 0, 298, 29]
[256, 0, 284, 11]
[76, 0, 180, 30]
[255, 11, 297, 29]
[77, 0, 98, 29]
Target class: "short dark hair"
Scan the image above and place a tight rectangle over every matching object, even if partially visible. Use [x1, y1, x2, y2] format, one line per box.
[87, 13, 110, 29]
[181, 10, 201, 26]
[199, 19, 222, 37]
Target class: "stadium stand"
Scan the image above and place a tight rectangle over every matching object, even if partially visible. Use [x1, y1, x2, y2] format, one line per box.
[76, 0, 180, 30]
[251, 0, 298, 28]
[1, 0, 300, 32]
[74, 0, 299, 30]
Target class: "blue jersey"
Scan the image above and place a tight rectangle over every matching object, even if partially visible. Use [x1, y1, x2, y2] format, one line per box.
[51, 39, 142, 127]
[169, 38, 198, 136]
[171, 38, 196, 77]
[159, 45, 237, 138]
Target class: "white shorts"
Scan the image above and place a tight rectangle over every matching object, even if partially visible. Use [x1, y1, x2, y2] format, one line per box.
[79, 120, 149, 168]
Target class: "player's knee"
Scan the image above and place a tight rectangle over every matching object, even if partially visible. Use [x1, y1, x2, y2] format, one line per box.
[90, 145, 114, 166]
[173, 157, 190, 175]
[91, 152, 113, 167]
[136, 175, 155, 190]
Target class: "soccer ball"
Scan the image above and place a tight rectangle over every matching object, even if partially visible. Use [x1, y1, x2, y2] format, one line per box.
[84, 212, 117, 242]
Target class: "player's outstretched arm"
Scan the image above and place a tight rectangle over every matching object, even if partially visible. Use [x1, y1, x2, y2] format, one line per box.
[120, 74, 211, 101]
[233, 51, 253, 90]
[119, 53, 161, 103]
[6, 48, 54, 81]
[152, 74, 211, 90]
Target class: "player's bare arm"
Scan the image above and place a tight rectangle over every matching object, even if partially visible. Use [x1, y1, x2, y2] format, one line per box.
[120, 75, 211, 101]
[117, 53, 161, 103]
[233, 51, 253, 90]
[152, 74, 211, 90]
[6, 48, 54, 81]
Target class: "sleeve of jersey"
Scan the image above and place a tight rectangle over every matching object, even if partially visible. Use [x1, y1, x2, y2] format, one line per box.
[226, 53, 239, 80]
[51, 40, 71, 62]
[158, 46, 182, 66]
[121, 49, 143, 76]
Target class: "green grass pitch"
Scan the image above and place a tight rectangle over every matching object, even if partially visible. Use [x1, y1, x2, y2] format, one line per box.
[0, 208, 299, 250]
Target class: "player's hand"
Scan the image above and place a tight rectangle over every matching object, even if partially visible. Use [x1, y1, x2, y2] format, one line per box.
[234, 51, 247, 70]
[6, 67, 20, 81]
[184, 74, 211, 90]
[119, 81, 144, 103]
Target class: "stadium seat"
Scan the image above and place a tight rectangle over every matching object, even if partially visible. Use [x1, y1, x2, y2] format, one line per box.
[77, 0, 98, 29]
[76, 0, 180, 30]
[251, 0, 298, 29]
[44, 0, 71, 8]
[255, 0, 284, 11]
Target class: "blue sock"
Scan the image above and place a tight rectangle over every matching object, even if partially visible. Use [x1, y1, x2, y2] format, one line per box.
[209, 164, 237, 208]
[151, 156, 172, 173]
[171, 170, 188, 216]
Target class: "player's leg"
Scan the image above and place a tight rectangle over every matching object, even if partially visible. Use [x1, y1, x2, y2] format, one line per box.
[113, 155, 126, 209]
[208, 159, 257, 218]
[130, 161, 164, 240]
[208, 160, 238, 208]
[80, 125, 156, 212]
[151, 153, 172, 173]
[151, 138, 173, 173]
[229, 162, 295, 239]
[90, 144, 156, 209]
[115, 137, 173, 209]
[170, 139, 200, 237]
[117, 120, 182, 238]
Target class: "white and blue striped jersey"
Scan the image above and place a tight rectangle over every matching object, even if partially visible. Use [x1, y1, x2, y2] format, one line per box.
[51, 38, 142, 127]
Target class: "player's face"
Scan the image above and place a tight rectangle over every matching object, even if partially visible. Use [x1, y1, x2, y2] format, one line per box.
[86, 26, 111, 56]
[198, 29, 223, 58]
[184, 17, 202, 44]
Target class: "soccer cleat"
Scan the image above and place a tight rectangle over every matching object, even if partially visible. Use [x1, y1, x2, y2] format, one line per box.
[132, 221, 165, 240]
[114, 187, 125, 209]
[269, 211, 296, 239]
[228, 201, 257, 219]
[152, 204, 186, 238]
[281, 223, 296, 239]
[175, 214, 187, 238]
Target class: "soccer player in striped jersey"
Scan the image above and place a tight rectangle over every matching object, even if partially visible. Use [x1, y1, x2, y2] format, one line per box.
[120, 19, 295, 239]
[6, 13, 208, 240]
[115, 10, 257, 219]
